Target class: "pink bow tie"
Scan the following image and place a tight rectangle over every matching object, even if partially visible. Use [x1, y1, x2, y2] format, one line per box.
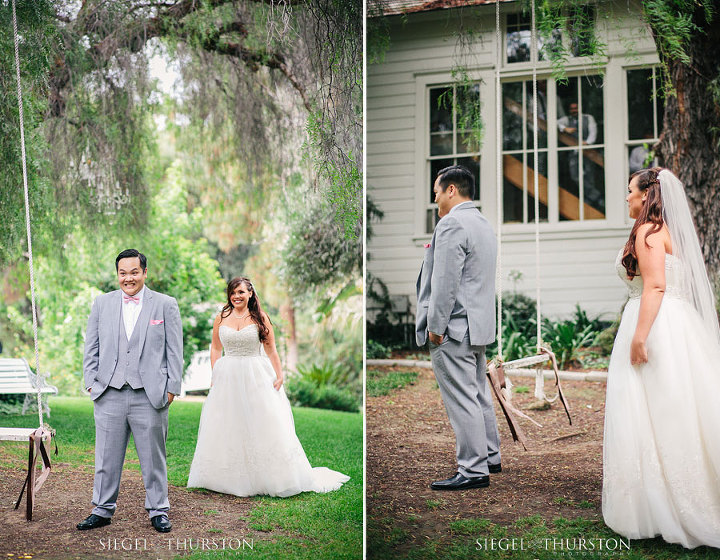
[123, 295, 140, 304]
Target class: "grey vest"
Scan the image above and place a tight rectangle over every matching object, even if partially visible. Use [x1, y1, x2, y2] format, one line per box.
[108, 311, 144, 389]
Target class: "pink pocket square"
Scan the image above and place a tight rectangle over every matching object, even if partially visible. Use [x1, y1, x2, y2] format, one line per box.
[150, 319, 164, 325]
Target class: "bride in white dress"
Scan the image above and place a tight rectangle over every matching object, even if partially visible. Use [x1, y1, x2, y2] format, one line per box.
[603, 168, 720, 548]
[187, 277, 349, 497]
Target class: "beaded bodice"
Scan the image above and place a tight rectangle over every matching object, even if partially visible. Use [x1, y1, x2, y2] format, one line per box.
[219, 324, 262, 357]
[615, 250, 689, 300]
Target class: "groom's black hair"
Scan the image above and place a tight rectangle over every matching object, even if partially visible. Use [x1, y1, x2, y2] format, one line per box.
[436, 165, 475, 200]
[116, 249, 147, 271]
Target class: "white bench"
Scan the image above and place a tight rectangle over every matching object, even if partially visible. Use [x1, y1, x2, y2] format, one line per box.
[0, 358, 57, 520]
[0, 358, 57, 414]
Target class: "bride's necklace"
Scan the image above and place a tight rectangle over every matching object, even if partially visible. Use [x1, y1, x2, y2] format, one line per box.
[233, 310, 250, 321]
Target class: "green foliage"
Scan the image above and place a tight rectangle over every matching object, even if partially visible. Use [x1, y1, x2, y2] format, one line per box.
[285, 378, 359, 413]
[367, 339, 392, 359]
[285, 361, 361, 412]
[366, 369, 419, 397]
[541, 319, 597, 369]
[0, 0, 56, 265]
[281, 199, 362, 292]
[1, 172, 224, 395]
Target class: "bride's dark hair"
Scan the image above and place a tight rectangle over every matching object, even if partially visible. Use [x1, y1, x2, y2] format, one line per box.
[621, 167, 664, 279]
[220, 277, 270, 343]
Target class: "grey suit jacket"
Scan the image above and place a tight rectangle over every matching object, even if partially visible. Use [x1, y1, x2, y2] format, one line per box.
[83, 288, 183, 409]
[416, 201, 497, 347]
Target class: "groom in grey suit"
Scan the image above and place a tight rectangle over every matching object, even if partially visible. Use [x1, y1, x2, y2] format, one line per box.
[416, 165, 501, 490]
[77, 249, 183, 532]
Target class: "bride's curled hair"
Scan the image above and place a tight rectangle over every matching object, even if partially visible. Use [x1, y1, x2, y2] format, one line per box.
[221, 277, 271, 343]
[621, 167, 664, 279]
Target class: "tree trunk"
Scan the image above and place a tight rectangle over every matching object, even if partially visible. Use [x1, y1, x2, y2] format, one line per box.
[650, 6, 720, 282]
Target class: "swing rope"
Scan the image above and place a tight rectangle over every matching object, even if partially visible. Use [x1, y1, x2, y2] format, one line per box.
[491, 0, 571, 428]
[12, 0, 44, 429]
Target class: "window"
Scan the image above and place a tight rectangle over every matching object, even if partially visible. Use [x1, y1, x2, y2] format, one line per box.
[426, 83, 481, 232]
[501, 75, 606, 223]
[556, 76, 605, 221]
[502, 79, 549, 223]
[506, 7, 596, 65]
[626, 67, 663, 175]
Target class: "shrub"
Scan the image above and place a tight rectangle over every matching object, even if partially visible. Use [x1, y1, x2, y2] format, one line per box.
[285, 360, 361, 412]
[367, 339, 392, 359]
[285, 377, 359, 412]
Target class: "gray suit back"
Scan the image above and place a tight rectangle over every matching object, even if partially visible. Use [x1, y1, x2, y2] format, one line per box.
[416, 201, 497, 347]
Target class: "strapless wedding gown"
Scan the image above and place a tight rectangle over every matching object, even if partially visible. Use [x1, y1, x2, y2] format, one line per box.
[187, 324, 349, 497]
[602, 251, 720, 548]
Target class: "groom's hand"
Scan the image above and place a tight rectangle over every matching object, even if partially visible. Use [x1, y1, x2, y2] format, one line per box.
[429, 332, 444, 345]
[167, 392, 175, 405]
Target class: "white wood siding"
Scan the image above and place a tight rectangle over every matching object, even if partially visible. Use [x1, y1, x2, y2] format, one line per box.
[368, 1, 658, 321]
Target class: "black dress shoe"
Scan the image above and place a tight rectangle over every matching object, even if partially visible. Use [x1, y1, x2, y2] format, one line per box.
[151, 514, 172, 533]
[76, 514, 111, 530]
[430, 472, 490, 491]
[488, 463, 502, 474]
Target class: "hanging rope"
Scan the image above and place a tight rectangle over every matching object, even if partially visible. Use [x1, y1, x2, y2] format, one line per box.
[530, 0, 542, 353]
[494, 0, 503, 361]
[12, 0, 44, 429]
[490, 1, 570, 427]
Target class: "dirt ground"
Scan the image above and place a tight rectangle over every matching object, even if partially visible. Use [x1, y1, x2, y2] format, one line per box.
[367, 364, 608, 554]
[0, 463, 262, 560]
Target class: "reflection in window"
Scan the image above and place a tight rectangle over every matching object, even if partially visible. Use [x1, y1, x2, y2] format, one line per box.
[506, 13, 564, 65]
[556, 76, 605, 220]
[502, 80, 549, 224]
[426, 83, 482, 232]
[627, 67, 663, 174]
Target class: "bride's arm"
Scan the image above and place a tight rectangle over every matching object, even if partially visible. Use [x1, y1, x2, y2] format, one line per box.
[210, 313, 223, 375]
[261, 313, 284, 390]
[632, 225, 668, 365]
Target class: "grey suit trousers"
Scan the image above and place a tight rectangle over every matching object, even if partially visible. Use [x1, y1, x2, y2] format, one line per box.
[430, 334, 501, 477]
[92, 386, 170, 518]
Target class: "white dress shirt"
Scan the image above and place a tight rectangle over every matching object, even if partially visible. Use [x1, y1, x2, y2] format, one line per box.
[122, 286, 145, 340]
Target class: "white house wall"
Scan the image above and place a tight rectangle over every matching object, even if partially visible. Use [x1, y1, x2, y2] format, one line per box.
[368, 1, 660, 321]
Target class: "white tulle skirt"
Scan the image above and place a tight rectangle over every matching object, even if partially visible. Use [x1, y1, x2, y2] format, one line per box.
[187, 355, 349, 497]
[602, 294, 720, 548]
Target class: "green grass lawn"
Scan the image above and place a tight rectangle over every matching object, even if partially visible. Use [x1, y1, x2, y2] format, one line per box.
[0, 396, 362, 560]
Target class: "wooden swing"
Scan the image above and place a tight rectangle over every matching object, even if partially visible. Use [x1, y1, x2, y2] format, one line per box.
[487, 0, 572, 450]
[0, 0, 55, 521]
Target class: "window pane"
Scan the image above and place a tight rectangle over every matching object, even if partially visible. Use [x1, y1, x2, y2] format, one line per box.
[457, 156, 481, 201]
[503, 153, 525, 223]
[581, 76, 603, 144]
[558, 149, 580, 221]
[457, 131, 480, 154]
[628, 144, 651, 174]
[426, 208, 439, 232]
[526, 79, 548, 150]
[430, 158, 453, 202]
[627, 69, 653, 141]
[583, 148, 605, 219]
[557, 78, 579, 147]
[507, 14, 531, 63]
[539, 28, 563, 62]
[430, 87, 452, 133]
[502, 82, 523, 151]
[528, 152, 548, 222]
[431, 133, 453, 156]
